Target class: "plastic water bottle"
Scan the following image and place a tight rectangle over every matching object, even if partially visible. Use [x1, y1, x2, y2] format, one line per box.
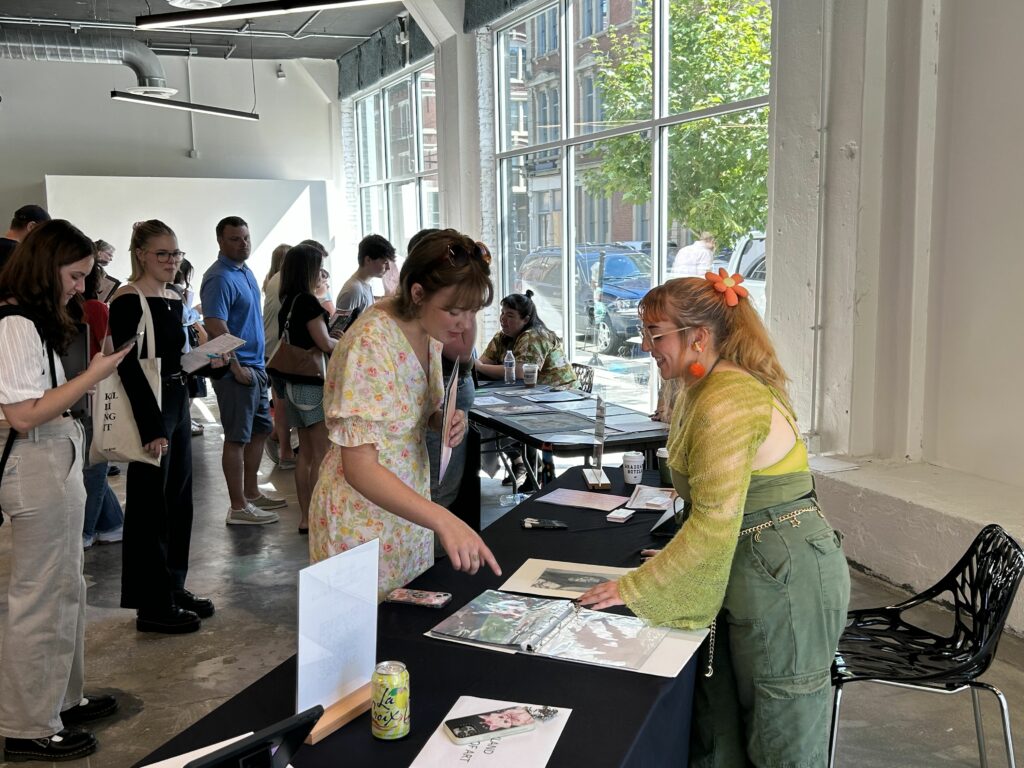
[499, 492, 531, 507]
[503, 350, 516, 384]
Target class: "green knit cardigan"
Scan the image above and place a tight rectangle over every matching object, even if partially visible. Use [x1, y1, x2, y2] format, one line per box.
[618, 370, 773, 629]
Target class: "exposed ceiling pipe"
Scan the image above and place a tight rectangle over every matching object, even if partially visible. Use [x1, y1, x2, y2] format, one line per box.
[0, 16, 369, 42]
[0, 26, 176, 96]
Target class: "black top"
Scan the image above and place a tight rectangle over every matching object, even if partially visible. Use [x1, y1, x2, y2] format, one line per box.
[109, 293, 184, 444]
[270, 293, 328, 386]
[0, 238, 18, 272]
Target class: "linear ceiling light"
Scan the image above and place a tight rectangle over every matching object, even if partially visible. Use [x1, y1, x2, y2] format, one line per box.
[136, 0, 394, 30]
[111, 90, 259, 121]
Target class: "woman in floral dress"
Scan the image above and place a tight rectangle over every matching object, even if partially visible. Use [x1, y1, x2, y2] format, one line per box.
[308, 230, 501, 599]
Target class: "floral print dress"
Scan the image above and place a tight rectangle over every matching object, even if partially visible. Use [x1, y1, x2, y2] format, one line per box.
[308, 306, 443, 600]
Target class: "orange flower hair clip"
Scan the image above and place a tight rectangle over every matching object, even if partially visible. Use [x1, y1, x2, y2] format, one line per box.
[705, 268, 749, 307]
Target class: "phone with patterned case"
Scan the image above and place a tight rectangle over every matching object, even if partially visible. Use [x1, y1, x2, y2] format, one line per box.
[385, 588, 453, 608]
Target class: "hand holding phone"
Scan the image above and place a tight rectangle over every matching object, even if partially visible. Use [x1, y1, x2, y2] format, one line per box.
[385, 588, 452, 608]
[443, 706, 535, 745]
[114, 333, 142, 353]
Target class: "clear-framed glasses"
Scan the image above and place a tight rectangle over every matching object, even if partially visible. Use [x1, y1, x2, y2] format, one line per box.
[148, 249, 186, 263]
[640, 325, 691, 346]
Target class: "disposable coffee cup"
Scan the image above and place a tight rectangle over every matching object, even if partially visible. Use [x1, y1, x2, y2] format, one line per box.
[657, 447, 671, 486]
[522, 363, 539, 388]
[622, 451, 644, 484]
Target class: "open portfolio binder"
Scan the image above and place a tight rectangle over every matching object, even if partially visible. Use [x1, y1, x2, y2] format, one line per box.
[426, 590, 706, 678]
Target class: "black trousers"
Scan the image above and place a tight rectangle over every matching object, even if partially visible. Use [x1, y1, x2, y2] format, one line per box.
[120, 382, 194, 611]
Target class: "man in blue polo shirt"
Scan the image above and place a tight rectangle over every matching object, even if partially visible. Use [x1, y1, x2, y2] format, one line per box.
[201, 216, 286, 525]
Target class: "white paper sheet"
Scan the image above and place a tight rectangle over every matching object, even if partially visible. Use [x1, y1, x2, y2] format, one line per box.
[140, 734, 251, 767]
[534, 487, 629, 512]
[625, 485, 677, 510]
[297, 539, 379, 713]
[499, 559, 633, 598]
[473, 396, 507, 406]
[180, 333, 246, 373]
[438, 364, 459, 482]
[410, 697, 571, 768]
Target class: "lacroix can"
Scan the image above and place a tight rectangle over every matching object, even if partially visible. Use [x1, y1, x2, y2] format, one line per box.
[371, 660, 410, 739]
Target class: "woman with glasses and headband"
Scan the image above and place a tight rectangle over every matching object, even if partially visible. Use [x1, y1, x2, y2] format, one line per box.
[308, 229, 501, 599]
[108, 220, 212, 635]
[578, 273, 849, 768]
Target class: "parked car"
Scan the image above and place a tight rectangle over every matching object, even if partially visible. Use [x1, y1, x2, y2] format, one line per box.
[515, 244, 650, 354]
[726, 231, 767, 317]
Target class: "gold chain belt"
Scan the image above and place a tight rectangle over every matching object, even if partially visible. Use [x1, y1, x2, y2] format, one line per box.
[738, 505, 823, 542]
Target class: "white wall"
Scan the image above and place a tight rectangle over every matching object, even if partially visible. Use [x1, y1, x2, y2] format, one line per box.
[45, 175, 330, 291]
[924, 0, 1024, 485]
[0, 54, 358, 287]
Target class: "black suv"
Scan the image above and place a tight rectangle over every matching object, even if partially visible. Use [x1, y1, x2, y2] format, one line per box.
[515, 244, 651, 354]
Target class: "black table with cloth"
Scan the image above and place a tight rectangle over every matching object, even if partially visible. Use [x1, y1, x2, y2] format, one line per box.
[136, 467, 697, 768]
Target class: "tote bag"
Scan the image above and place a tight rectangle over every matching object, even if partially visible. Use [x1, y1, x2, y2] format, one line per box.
[90, 286, 162, 467]
[266, 297, 326, 381]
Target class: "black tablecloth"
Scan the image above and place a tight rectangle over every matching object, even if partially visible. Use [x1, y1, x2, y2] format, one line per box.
[138, 467, 696, 768]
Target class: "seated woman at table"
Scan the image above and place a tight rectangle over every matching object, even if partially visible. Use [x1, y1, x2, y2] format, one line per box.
[475, 290, 575, 486]
[578, 272, 850, 768]
[308, 229, 501, 600]
[474, 290, 576, 389]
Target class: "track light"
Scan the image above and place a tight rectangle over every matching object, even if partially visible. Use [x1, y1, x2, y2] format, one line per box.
[110, 90, 259, 121]
[136, 0, 395, 30]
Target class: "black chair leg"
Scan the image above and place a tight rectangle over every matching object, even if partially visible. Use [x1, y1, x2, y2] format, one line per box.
[828, 683, 843, 768]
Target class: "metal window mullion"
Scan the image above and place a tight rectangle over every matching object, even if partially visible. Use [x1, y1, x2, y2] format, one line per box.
[492, 93, 769, 161]
[561, 0, 576, 354]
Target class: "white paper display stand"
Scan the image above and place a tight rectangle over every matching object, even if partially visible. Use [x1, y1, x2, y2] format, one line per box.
[297, 539, 379, 743]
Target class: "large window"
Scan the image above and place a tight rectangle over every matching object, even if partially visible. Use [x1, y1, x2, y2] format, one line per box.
[354, 64, 438, 259]
[495, 0, 771, 407]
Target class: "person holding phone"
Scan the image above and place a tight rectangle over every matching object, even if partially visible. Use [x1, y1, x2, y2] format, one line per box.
[109, 219, 212, 635]
[268, 243, 342, 534]
[0, 220, 133, 763]
[308, 229, 501, 600]
[578, 274, 849, 767]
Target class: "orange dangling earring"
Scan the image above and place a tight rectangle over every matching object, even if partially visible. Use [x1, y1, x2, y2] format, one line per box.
[689, 342, 705, 378]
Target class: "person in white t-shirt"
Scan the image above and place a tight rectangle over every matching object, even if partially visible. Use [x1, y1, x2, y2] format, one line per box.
[335, 234, 396, 319]
[0, 220, 132, 763]
[671, 232, 716, 277]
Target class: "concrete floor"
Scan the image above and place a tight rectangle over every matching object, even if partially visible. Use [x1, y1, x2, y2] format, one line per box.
[0, 404, 1022, 767]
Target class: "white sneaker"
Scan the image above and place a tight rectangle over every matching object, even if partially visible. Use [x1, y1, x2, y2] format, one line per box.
[96, 526, 124, 544]
[83, 534, 95, 550]
[246, 494, 288, 511]
[225, 503, 280, 525]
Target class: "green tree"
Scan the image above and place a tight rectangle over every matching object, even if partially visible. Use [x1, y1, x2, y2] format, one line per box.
[582, 0, 771, 247]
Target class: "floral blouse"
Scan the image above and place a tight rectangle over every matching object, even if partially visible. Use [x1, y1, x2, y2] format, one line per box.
[308, 306, 443, 600]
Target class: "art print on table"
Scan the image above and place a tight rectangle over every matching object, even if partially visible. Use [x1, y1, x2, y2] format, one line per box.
[530, 568, 610, 594]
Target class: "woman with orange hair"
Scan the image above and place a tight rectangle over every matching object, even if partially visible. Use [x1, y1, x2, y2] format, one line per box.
[580, 271, 850, 767]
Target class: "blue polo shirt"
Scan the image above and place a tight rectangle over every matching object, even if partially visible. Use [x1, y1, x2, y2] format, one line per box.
[200, 253, 265, 368]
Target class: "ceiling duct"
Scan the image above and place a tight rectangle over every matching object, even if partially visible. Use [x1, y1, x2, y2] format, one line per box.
[0, 27, 177, 97]
[168, 0, 232, 9]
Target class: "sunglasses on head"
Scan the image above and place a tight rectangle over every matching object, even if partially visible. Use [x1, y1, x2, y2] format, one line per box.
[445, 241, 492, 267]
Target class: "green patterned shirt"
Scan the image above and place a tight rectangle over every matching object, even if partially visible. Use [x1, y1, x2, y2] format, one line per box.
[481, 328, 577, 389]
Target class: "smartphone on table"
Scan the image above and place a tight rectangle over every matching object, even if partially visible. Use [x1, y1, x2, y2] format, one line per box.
[384, 588, 452, 608]
[443, 706, 536, 745]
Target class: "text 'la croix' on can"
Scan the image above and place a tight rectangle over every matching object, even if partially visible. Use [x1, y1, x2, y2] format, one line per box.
[371, 660, 410, 740]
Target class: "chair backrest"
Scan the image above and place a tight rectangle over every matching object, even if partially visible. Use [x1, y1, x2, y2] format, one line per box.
[938, 524, 1024, 680]
[571, 363, 594, 393]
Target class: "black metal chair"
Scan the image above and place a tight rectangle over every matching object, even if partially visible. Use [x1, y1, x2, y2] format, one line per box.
[829, 524, 1024, 768]
[571, 363, 594, 393]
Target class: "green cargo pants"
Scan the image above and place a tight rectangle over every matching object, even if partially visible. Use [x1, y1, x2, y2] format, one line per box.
[689, 497, 850, 768]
